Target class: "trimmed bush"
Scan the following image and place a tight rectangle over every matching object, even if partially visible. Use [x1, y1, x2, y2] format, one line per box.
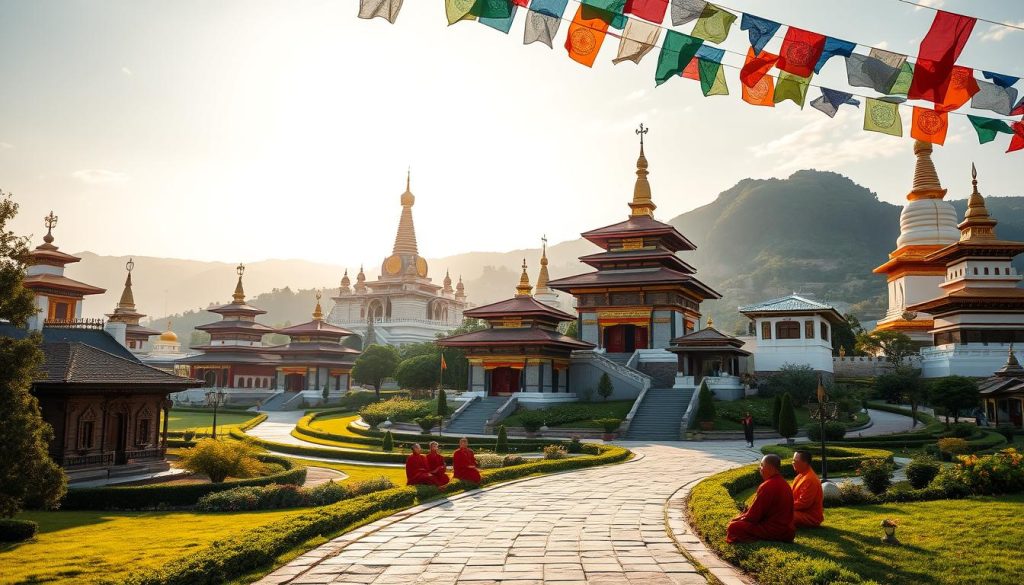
[182, 429, 196, 442]
[696, 381, 716, 424]
[857, 458, 894, 495]
[836, 481, 876, 506]
[543, 445, 568, 460]
[0, 518, 38, 542]
[437, 389, 447, 417]
[495, 425, 509, 454]
[806, 421, 847, 442]
[940, 423, 976, 438]
[567, 437, 583, 454]
[594, 418, 622, 434]
[415, 415, 440, 433]
[195, 477, 396, 512]
[502, 454, 526, 467]
[381, 431, 394, 452]
[597, 372, 614, 401]
[358, 398, 435, 427]
[518, 411, 545, 433]
[178, 439, 267, 483]
[476, 454, 505, 469]
[938, 437, 970, 458]
[777, 393, 798, 440]
[760, 445, 895, 474]
[905, 454, 941, 489]
[771, 394, 782, 430]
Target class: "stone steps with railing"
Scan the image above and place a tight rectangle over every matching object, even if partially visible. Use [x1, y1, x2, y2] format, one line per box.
[624, 388, 693, 441]
[445, 396, 509, 435]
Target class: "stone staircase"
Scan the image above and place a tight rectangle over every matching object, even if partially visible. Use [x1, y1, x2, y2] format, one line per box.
[624, 387, 694, 441]
[260, 391, 301, 411]
[604, 352, 632, 366]
[445, 397, 509, 435]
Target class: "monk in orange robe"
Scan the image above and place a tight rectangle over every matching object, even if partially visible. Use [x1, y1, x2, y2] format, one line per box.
[791, 450, 824, 528]
[453, 437, 481, 484]
[425, 441, 450, 487]
[405, 444, 445, 488]
[726, 454, 795, 543]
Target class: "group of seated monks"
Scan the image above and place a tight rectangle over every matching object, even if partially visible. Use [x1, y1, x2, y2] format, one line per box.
[404, 437, 482, 489]
[726, 450, 824, 544]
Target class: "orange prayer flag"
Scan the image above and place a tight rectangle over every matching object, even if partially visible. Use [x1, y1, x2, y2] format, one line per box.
[682, 56, 699, 80]
[911, 107, 949, 145]
[937, 66, 980, 112]
[565, 6, 610, 68]
[440, 354, 448, 370]
[742, 74, 775, 107]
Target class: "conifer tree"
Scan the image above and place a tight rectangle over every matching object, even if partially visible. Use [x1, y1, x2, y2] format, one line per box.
[777, 392, 798, 440]
[495, 425, 508, 454]
[437, 388, 448, 417]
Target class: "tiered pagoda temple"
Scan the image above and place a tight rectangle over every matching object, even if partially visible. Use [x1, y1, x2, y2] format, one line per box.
[271, 291, 360, 396]
[105, 258, 160, 351]
[548, 127, 720, 362]
[667, 318, 750, 400]
[908, 166, 1024, 377]
[438, 261, 592, 400]
[980, 346, 1024, 428]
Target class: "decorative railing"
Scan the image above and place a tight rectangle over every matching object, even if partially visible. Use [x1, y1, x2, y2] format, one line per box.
[574, 350, 653, 388]
[620, 384, 650, 437]
[43, 318, 105, 330]
[125, 447, 165, 461]
[448, 395, 479, 423]
[333, 317, 460, 328]
[64, 452, 114, 468]
[485, 396, 519, 429]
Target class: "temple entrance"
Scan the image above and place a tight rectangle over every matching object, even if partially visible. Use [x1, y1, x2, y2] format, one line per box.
[603, 324, 648, 353]
[113, 413, 128, 465]
[284, 373, 305, 392]
[490, 367, 520, 396]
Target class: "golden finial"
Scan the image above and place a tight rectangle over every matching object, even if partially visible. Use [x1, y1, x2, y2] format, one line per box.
[536, 235, 551, 293]
[232, 263, 246, 303]
[707, 316, 714, 328]
[909, 139, 947, 200]
[313, 289, 323, 320]
[515, 258, 533, 297]
[118, 257, 136, 309]
[43, 210, 58, 244]
[629, 124, 656, 218]
[1009, 343, 1020, 367]
[960, 163, 997, 241]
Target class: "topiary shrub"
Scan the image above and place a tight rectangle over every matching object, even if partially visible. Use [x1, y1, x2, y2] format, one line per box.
[567, 437, 583, 454]
[905, 454, 941, 489]
[475, 454, 504, 469]
[415, 415, 440, 433]
[857, 458, 894, 495]
[0, 518, 38, 542]
[179, 439, 267, 483]
[940, 422, 976, 438]
[182, 429, 196, 442]
[381, 430, 394, 452]
[836, 481, 878, 506]
[594, 418, 622, 434]
[436, 388, 447, 417]
[806, 421, 847, 442]
[543, 445, 568, 460]
[696, 381, 716, 427]
[937, 437, 970, 460]
[501, 454, 526, 467]
[518, 411, 545, 433]
[580, 443, 601, 455]
[776, 392, 798, 440]
[597, 372, 614, 401]
[495, 425, 509, 454]
[771, 394, 782, 430]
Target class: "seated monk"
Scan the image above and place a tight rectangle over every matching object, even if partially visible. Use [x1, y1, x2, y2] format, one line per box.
[405, 444, 446, 488]
[726, 454, 795, 544]
[791, 450, 824, 528]
[452, 437, 481, 484]
[425, 441, 450, 487]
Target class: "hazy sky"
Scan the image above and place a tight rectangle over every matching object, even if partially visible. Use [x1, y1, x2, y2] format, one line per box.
[2, 0, 1023, 268]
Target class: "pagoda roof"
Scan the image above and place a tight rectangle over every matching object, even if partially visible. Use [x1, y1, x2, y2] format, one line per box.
[739, 295, 844, 322]
[36, 341, 202, 389]
[581, 215, 696, 252]
[207, 301, 267, 316]
[28, 245, 83, 267]
[906, 287, 1024, 314]
[547, 267, 721, 299]
[126, 323, 161, 337]
[177, 349, 281, 365]
[196, 319, 276, 334]
[23, 273, 106, 296]
[277, 319, 354, 337]
[0, 323, 138, 362]
[670, 326, 748, 352]
[270, 342, 361, 355]
[464, 295, 576, 322]
[438, 327, 595, 350]
[924, 239, 1024, 263]
[578, 248, 696, 274]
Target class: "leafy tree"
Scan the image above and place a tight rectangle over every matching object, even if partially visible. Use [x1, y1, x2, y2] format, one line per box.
[437, 388, 448, 417]
[381, 430, 394, 452]
[495, 425, 508, 454]
[831, 313, 862, 356]
[777, 393, 798, 440]
[321, 381, 329, 404]
[771, 394, 782, 430]
[929, 376, 979, 425]
[856, 330, 917, 368]
[597, 373, 614, 401]
[875, 367, 927, 427]
[395, 354, 440, 390]
[351, 344, 400, 400]
[178, 439, 265, 483]
[762, 363, 818, 404]
[561, 320, 579, 339]
[696, 381, 716, 424]
[0, 191, 67, 517]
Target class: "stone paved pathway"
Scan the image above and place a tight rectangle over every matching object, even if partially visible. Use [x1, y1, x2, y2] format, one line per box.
[255, 443, 763, 585]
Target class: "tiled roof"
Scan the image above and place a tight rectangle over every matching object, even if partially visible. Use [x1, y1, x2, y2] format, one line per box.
[581, 216, 696, 251]
[0, 324, 138, 362]
[670, 326, 749, 353]
[438, 327, 594, 350]
[23, 273, 106, 295]
[548, 267, 721, 299]
[464, 296, 575, 322]
[739, 295, 839, 314]
[38, 341, 201, 387]
[277, 319, 355, 337]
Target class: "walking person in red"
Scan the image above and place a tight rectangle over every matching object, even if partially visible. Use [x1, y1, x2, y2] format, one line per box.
[452, 437, 481, 484]
[741, 412, 755, 448]
[425, 441, 450, 487]
[726, 454, 795, 543]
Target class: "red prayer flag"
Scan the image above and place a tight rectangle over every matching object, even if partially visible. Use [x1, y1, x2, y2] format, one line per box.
[1009, 122, 1024, 153]
[565, 6, 610, 68]
[625, 0, 668, 24]
[512, 0, 529, 5]
[777, 27, 825, 78]
[740, 46, 778, 87]
[908, 10, 976, 102]
[682, 57, 699, 80]
[911, 107, 949, 145]
[936, 66, 980, 112]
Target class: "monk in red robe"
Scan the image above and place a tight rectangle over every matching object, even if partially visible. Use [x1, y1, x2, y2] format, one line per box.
[405, 444, 445, 489]
[791, 450, 824, 529]
[425, 441, 450, 487]
[726, 454, 795, 543]
[453, 437, 481, 484]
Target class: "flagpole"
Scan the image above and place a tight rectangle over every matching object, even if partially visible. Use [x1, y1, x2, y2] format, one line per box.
[439, 350, 444, 435]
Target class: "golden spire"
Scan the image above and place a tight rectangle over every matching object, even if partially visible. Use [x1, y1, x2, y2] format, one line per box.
[455, 275, 466, 300]
[707, 316, 714, 328]
[355, 265, 367, 293]
[393, 170, 419, 255]
[232, 263, 246, 303]
[959, 163, 998, 241]
[1008, 343, 1020, 368]
[340, 269, 351, 294]
[117, 258, 136, 309]
[536, 235, 551, 293]
[312, 289, 323, 321]
[515, 259, 533, 297]
[443, 269, 453, 293]
[43, 210, 58, 245]
[908, 140, 947, 201]
[628, 123, 656, 217]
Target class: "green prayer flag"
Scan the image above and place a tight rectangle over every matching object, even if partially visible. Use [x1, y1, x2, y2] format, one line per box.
[581, 0, 627, 28]
[473, 0, 514, 19]
[773, 71, 810, 108]
[655, 30, 703, 87]
[967, 115, 1014, 144]
[864, 98, 903, 137]
[446, 0, 478, 24]
[691, 3, 736, 44]
[887, 61, 914, 96]
[699, 60, 728, 96]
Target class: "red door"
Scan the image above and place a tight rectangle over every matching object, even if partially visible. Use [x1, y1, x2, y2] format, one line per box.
[605, 326, 626, 353]
[634, 326, 649, 350]
[491, 367, 520, 396]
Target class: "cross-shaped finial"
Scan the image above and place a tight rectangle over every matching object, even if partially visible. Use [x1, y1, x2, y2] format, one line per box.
[315, 289, 322, 301]
[236, 263, 245, 277]
[541, 234, 548, 251]
[636, 123, 648, 148]
[126, 257, 135, 273]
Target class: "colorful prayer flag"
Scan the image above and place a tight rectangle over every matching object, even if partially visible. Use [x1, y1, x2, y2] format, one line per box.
[813, 37, 855, 74]
[565, 6, 611, 67]
[696, 45, 726, 96]
[982, 71, 1020, 88]
[479, 1, 518, 33]
[446, 0, 478, 25]
[773, 71, 810, 108]
[936, 66, 980, 111]
[475, 0, 515, 19]
[1013, 96, 1024, 116]
[625, 0, 668, 24]
[908, 11, 976, 102]
[967, 115, 1014, 144]
[810, 88, 858, 118]
[691, 3, 736, 44]
[911, 107, 949, 145]
[741, 73, 774, 107]
[739, 46, 777, 88]
[971, 81, 1019, 116]
[441, 354, 448, 370]
[1008, 122, 1024, 153]
[777, 27, 826, 79]
[582, 0, 627, 28]
[740, 13, 780, 56]
[613, 18, 661, 64]
[888, 61, 914, 96]
[671, 0, 705, 26]
[845, 49, 907, 94]
[524, 0, 567, 48]
[864, 98, 902, 137]
[654, 29, 703, 86]
[358, 0, 404, 23]
[682, 56, 699, 80]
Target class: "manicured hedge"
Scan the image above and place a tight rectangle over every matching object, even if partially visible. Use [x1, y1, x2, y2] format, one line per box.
[760, 445, 895, 473]
[0, 518, 38, 542]
[61, 454, 305, 510]
[235, 428, 409, 463]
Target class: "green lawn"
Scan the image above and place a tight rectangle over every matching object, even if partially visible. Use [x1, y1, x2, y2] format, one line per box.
[283, 457, 407, 485]
[712, 396, 868, 431]
[164, 409, 259, 434]
[0, 508, 308, 584]
[500, 400, 634, 429]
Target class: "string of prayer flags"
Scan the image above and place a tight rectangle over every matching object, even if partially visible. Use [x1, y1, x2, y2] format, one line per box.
[864, 98, 903, 137]
[671, 0, 705, 27]
[740, 13, 780, 56]
[967, 115, 1015, 144]
[582, 0, 627, 28]
[982, 71, 1020, 89]
[936, 66, 980, 111]
[777, 28, 826, 79]
[908, 10, 976, 103]
[358, 0, 404, 23]
[696, 45, 727, 96]
[1008, 123, 1024, 153]
[910, 107, 949, 145]
[971, 81, 1019, 116]
[888, 62, 914, 97]
[613, 18, 661, 64]
[524, 0, 567, 47]
[813, 37, 856, 74]
[565, 6, 612, 67]
[479, 0, 518, 33]
[810, 88, 858, 118]
[845, 49, 907, 94]
[691, 3, 736, 44]
[655, 29, 703, 86]
[773, 72, 811, 108]
[625, 0, 668, 24]
[446, 0, 478, 24]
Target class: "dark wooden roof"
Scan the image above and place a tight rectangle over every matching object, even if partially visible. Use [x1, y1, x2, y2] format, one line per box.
[578, 249, 696, 274]
[207, 301, 268, 316]
[277, 319, 354, 337]
[178, 348, 281, 365]
[438, 327, 594, 350]
[925, 239, 1024, 263]
[196, 319, 276, 334]
[669, 326, 751, 355]
[36, 342, 202, 389]
[547, 267, 721, 299]
[464, 296, 576, 322]
[0, 324, 138, 362]
[23, 273, 106, 296]
[907, 287, 1024, 314]
[581, 215, 696, 252]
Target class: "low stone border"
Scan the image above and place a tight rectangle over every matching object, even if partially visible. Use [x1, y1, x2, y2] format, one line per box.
[665, 481, 754, 585]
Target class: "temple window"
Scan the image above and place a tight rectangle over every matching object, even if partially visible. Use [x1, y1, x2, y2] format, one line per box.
[776, 321, 800, 340]
[804, 321, 814, 339]
[820, 322, 829, 341]
[984, 267, 990, 275]
[78, 420, 95, 450]
[761, 321, 771, 340]
[137, 418, 151, 446]
[974, 267, 979, 275]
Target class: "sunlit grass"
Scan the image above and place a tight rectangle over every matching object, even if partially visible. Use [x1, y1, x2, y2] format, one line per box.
[164, 409, 259, 434]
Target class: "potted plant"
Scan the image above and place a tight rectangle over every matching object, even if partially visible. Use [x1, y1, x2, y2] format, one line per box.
[595, 418, 622, 440]
[519, 412, 544, 438]
[880, 518, 899, 544]
[696, 381, 716, 431]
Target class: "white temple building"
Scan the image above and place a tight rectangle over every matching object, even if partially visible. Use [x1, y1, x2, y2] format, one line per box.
[739, 294, 844, 375]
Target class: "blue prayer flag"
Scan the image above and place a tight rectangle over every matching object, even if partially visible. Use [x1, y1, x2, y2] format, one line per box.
[810, 87, 859, 118]
[740, 13, 780, 56]
[480, 3, 518, 33]
[814, 37, 856, 74]
[982, 71, 1019, 88]
[695, 44, 724, 63]
[529, 0, 568, 18]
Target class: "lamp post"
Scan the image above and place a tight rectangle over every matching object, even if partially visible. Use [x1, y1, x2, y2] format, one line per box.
[206, 389, 227, 439]
[807, 376, 839, 481]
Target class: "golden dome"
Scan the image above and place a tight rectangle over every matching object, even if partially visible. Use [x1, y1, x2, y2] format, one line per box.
[159, 321, 178, 343]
